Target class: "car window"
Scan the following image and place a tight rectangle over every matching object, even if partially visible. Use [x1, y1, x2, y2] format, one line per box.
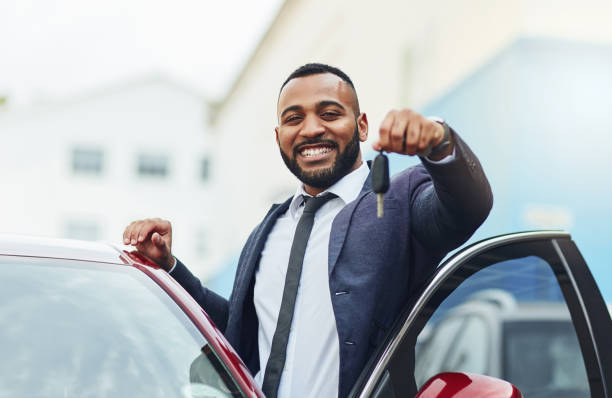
[352, 234, 612, 398]
[414, 255, 589, 397]
[443, 315, 489, 375]
[504, 320, 587, 394]
[413, 315, 464, 382]
[0, 257, 242, 398]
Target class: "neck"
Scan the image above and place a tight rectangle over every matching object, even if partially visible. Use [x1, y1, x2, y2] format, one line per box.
[303, 159, 363, 196]
[303, 185, 325, 196]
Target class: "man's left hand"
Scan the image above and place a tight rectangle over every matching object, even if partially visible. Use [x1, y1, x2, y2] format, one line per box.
[373, 109, 449, 158]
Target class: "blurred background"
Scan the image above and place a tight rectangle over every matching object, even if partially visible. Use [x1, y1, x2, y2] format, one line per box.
[1, 0, 610, 301]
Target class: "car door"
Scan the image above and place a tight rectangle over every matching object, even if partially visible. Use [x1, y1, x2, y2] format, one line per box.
[349, 231, 612, 398]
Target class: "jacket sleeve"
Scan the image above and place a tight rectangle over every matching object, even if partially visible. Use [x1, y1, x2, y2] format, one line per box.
[170, 259, 229, 332]
[169, 221, 264, 334]
[409, 128, 493, 253]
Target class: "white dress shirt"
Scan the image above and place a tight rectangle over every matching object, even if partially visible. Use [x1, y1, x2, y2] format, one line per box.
[253, 161, 370, 398]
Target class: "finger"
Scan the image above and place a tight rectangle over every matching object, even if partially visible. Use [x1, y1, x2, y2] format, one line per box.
[135, 220, 156, 244]
[157, 219, 171, 237]
[418, 122, 437, 151]
[390, 116, 408, 154]
[135, 240, 157, 260]
[123, 222, 135, 244]
[432, 122, 444, 145]
[129, 223, 142, 245]
[142, 219, 170, 243]
[128, 221, 145, 245]
[125, 221, 140, 245]
[404, 119, 422, 155]
[378, 110, 396, 150]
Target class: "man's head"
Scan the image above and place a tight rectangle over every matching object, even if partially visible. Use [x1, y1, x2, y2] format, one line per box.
[276, 63, 368, 195]
[279, 63, 361, 114]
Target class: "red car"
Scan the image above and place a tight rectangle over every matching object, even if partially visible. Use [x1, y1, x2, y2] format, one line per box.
[1, 231, 610, 398]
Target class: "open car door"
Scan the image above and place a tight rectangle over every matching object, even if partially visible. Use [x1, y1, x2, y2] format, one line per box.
[350, 231, 612, 398]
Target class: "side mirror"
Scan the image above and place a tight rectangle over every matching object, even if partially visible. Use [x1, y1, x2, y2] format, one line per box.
[415, 372, 522, 398]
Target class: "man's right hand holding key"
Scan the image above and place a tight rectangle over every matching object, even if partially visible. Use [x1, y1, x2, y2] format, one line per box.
[371, 109, 454, 219]
[123, 218, 175, 271]
[372, 109, 452, 159]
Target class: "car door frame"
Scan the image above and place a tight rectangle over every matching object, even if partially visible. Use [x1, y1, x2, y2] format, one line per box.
[349, 231, 612, 398]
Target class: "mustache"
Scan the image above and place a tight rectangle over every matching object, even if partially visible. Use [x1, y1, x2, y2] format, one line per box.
[293, 138, 338, 156]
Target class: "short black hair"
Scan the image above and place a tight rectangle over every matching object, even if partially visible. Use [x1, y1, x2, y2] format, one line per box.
[280, 63, 360, 114]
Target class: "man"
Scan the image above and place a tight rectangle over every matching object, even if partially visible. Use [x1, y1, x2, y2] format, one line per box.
[123, 63, 492, 398]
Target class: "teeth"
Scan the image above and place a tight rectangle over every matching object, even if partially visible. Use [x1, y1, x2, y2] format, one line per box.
[301, 146, 332, 157]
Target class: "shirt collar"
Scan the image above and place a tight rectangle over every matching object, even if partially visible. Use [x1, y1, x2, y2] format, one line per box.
[288, 161, 370, 218]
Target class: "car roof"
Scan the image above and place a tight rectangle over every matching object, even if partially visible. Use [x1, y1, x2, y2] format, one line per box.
[0, 233, 129, 264]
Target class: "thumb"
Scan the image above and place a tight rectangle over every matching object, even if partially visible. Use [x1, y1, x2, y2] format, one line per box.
[152, 232, 166, 248]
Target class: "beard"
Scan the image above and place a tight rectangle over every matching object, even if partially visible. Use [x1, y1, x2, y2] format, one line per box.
[280, 126, 360, 189]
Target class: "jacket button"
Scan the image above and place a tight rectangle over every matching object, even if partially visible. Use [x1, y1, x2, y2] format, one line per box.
[335, 291, 349, 296]
[344, 340, 356, 345]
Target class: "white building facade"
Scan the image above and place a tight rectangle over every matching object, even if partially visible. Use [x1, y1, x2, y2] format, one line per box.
[0, 76, 219, 278]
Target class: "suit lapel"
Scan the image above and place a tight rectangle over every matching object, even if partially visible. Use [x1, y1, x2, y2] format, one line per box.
[328, 169, 372, 275]
[232, 198, 292, 307]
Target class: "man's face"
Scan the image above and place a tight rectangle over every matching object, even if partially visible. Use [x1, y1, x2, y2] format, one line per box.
[276, 73, 368, 191]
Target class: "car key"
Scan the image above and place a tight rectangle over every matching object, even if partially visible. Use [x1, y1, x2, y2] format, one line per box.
[372, 150, 390, 218]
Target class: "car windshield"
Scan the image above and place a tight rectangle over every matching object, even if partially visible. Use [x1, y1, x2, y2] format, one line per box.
[0, 256, 241, 398]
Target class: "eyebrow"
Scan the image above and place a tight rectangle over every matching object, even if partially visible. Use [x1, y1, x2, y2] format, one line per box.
[280, 100, 346, 119]
[317, 100, 345, 111]
[280, 105, 303, 119]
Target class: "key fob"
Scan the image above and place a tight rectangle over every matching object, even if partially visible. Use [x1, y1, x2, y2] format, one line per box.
[372, 152, 389, 194]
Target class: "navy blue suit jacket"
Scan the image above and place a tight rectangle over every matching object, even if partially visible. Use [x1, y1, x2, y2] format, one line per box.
[172, 131, 492, 398]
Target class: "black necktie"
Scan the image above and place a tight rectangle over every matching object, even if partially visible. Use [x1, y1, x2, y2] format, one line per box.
[261, 193, 337, 398]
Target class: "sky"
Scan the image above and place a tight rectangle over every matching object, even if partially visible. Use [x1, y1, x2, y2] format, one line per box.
[0, 0, 284, 106]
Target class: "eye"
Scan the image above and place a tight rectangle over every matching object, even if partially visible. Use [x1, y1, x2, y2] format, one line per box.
[321, 111, 341, 119]
[284, 115, 302, 124]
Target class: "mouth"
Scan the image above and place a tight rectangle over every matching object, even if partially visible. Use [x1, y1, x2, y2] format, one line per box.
[295, 142, 337, 162]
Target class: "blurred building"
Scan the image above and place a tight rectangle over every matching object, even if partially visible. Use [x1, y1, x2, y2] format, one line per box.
[205, 0, 612, 299]
[0, 75, 219, 278]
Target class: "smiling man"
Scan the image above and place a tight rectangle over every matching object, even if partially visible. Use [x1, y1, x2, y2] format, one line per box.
[123, 63, 492, 398]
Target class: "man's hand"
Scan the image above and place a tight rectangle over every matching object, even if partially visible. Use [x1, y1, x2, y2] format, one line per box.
[373, 109, 451, 159]
[123, 218, 174, 271]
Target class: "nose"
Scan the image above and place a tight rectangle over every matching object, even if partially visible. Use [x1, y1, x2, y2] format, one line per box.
[300, 114, 325, 138]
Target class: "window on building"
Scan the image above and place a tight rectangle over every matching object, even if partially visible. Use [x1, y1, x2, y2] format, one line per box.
[201, 157, 210, 182]
[72, 148, 104, 175]
[64, 220, 101, 241]
[138, 154, 168, 177]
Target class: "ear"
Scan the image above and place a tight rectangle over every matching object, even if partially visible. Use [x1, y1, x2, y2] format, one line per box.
[274, 126, 280, 145]
[357, 113, 368, 142]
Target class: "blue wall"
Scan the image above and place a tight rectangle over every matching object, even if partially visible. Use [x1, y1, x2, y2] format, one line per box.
[210, 38, 612, 301]
[367, 38, 612, 300]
